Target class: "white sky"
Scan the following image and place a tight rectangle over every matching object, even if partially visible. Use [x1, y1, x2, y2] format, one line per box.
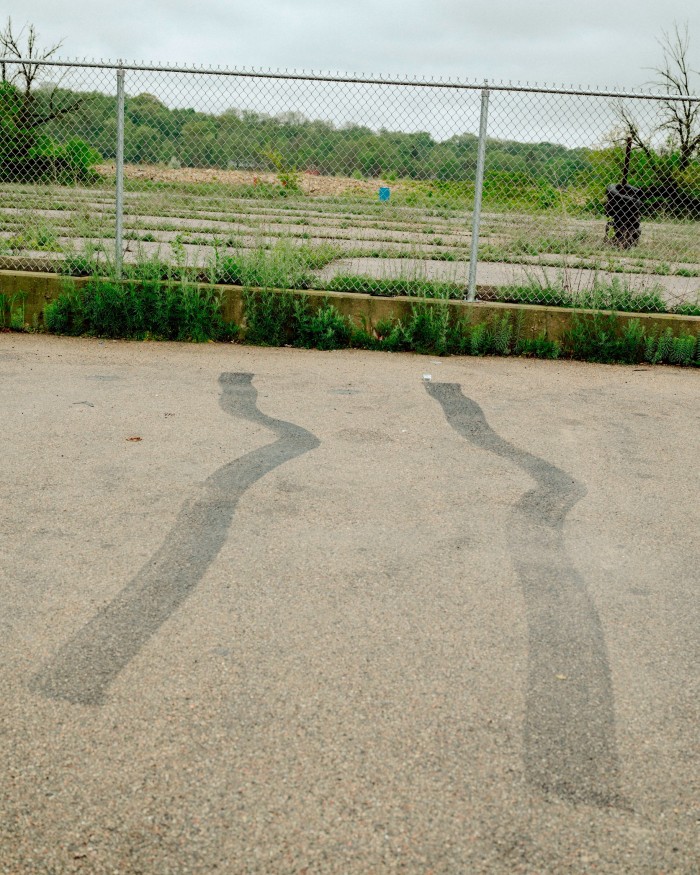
[2, 0, 699, 90]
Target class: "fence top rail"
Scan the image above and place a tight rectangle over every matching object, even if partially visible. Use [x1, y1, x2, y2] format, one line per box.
[1, 56, 699, 103]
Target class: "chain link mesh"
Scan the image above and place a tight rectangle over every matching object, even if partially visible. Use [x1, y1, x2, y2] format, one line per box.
[0, 62, 121, 273]
[1, 60, 698, 313]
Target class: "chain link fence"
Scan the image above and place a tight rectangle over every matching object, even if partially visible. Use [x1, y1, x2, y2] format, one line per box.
[1, 59, 699, 313]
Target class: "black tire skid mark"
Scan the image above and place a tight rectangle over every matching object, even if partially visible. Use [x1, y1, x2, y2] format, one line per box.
[30, 373, 319, 706]
[426, 382, 622, 807]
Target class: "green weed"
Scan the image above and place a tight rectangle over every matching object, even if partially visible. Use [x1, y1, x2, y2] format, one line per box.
[0, 291, 27, 329]
[562, 314, 698, 365]
[213, 242, 313, 289]
[327, 274, 465, 299]
[294, 296, 351, 350]
[640, 327, 698, 365]
[242, 289, 294, 345]
[496, 276, 668, 313]
[44, 277, 235, 342]
[674, 302, 700, 316]
[405, 300, 450, 355]
[515, 332, 562, 358]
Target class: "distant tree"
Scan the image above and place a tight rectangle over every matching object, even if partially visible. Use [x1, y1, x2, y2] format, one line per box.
[0, 18, 98, 181]
[617, 24, 700, 178]
[0, 18, 81, 128]
[652, 24, 700, 173]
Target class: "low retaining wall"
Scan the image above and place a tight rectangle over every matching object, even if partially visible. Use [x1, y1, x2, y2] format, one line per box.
[2, 269, 699, 340]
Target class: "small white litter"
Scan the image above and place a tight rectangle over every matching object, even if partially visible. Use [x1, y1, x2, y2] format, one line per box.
[422, 374, 432, 382]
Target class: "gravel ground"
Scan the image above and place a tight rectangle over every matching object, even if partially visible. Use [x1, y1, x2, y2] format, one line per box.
[1, 334, 698, 874]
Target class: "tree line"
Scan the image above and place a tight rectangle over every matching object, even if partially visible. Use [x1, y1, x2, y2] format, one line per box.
[0, 81, 695, 211]
[1, 17, 698, 216]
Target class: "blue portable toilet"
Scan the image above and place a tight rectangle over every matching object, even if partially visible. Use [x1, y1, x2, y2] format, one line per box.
[379, 186, 391, 202]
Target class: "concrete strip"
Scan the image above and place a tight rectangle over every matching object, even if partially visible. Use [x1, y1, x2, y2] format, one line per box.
[315, 257, 700, 306]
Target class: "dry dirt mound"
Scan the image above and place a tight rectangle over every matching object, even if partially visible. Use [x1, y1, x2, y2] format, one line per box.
[96, 164, 402, 198]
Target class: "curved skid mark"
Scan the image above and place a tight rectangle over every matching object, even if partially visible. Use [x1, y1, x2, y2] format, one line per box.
[31, 373, 319, 706]
[426, 382, 622, 807]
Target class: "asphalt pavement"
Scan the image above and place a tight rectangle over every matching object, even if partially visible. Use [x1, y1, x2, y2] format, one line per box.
[1, 334, 698, 873]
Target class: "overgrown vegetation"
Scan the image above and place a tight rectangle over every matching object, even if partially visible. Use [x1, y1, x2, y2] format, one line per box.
[210, 241, 336, 287]
[562, 312, 699, 365]
[327, 274, 465, 299]
[0, 19, 100, 183]
[19, 275, 699, 366]
[328, 271, 695, 316]
[494, 276, 672, 313]
[43, 277, 237, 341]
[239, 292, 698, 364]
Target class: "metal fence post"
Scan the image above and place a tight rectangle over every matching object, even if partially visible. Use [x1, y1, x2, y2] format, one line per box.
[467, 84, 490, 302]
[115, 65, 125, 279]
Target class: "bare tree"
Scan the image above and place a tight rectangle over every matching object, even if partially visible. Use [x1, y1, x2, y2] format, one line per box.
[654, 23, 700, 172]
[0, 17, 64, 97]
[0, 18, 80, 131]
[617, 23, 700, 176]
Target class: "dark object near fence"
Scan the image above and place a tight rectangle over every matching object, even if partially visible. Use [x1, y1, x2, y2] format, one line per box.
[640, 184, 700, 220]
[605, 183, 642, 249]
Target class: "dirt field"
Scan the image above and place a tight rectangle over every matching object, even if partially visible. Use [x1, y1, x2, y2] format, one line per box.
[97, 162, 405, 197]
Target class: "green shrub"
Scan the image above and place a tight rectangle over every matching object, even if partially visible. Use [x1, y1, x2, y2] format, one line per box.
[515, 332, 562, 359]
[43, 278, 234, 342]
[654, 328, 674, 364]
[350, 316, 409, 352]
[669, 333, 697, 366]
[617, 319, 646, 363]
[469, 322, 488, 356]
[404, 300, 450, 355]
[62, 138, 102, 181]
[640, 328, 697, 365]
[296, 300, 351, 350]
[561, 314, 698, 366]
[563, 312, 623, 362]
[243, 292, 350, 350]
[242, 289, 294, 345]
[491, 315, 513, 355]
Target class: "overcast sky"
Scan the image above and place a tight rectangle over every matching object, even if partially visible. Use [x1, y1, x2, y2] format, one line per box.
[2, 0, 699, 90]
[1, 1, 698, 147]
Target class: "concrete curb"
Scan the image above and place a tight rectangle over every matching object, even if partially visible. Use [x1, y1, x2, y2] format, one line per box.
[2, 269, 699, 341]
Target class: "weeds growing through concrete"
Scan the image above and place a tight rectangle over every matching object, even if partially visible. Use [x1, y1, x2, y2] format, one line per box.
[495, 276, 670, 313]
[26, 273, 700, 368]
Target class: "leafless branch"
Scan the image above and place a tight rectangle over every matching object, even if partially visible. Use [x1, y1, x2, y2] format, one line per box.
[614, 99, 657, 161]
[0, 17, 64, 97]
